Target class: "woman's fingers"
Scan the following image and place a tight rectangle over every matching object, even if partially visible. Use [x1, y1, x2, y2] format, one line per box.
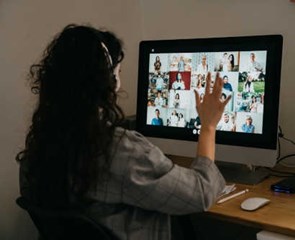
[212, 72, 223, 97]
[223, 95, 232, 107]
[205, 72, 211, 95]
[194, 89, 201, 110]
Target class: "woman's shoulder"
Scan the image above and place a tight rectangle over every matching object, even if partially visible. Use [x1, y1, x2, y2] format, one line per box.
[114, 127, 155, 151]
[111, 127, 167, 170]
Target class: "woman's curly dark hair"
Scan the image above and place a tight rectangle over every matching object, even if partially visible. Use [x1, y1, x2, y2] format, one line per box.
[16, 24, 125, 207]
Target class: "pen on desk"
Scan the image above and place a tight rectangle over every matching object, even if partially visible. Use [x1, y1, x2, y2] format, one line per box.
[217, 189, 249, 204]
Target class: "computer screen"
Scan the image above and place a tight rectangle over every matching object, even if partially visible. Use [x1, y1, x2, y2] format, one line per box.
[136, 35, 283, 173]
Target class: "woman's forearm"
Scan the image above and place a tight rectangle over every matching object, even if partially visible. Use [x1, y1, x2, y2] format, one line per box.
[197, 126, 216, 161]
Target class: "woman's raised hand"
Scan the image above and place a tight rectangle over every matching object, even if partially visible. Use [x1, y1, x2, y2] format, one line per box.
[194, 72, 231, 131]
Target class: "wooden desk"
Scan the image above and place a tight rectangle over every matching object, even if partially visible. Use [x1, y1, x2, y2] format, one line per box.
[208, 177, 295, 237]
[168, 155, 295, 237]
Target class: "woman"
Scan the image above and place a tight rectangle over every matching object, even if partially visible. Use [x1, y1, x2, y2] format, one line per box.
[169, 110, 179, 127]
[242, 115, 255, 133]
[178, 113, 186, 127]
[171, 72, 185, 90]
[250, 96, 258, 113]
[194, 74, 205, 95]
[173, 93, 180, 108]
[154, 55, 162, 73]
[16, 24, 230, 240]
[227, 54, 235, 71]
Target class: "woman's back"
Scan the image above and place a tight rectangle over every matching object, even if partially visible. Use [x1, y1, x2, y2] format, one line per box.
[17, 24, 229, 240]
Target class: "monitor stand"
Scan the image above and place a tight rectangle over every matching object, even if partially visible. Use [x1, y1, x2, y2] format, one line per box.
[216, 161, 270, 185]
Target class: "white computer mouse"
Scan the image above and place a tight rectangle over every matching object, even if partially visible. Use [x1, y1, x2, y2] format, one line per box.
[240, 197, 270, 211]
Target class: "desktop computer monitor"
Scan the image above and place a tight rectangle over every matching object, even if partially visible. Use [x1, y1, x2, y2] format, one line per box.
[136, 35, 283, 184]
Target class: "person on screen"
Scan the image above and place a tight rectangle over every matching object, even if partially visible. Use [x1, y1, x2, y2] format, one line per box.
[249, 52, 263, 73]
[227, 54, 235, 71]
[151, 108, 164, 126]
[218, 52, 228, 72]
[243, 76, 255, 93]
[169, 55, 178, 71]
[173, 93, 180, 108]
[16, 24, 230, 240]
[250, 96, 258, 113]
[256, 94, 264, 113]
[217, 113, 235, 131]
[248, 52, 263, 80]
[171, 72, 185, 90]
[178, 113, 186, 127]
[169, 110, 179, 127]
[155, 72, 165, 91]
[194, 74, 205, 95]
[162, 90, 169, 106]
[154, 55, 162, 74]
[222, 75, 233, 92]
[154, 91, 164, 107]
[241, 115, 255, 133]
[197, 54, 209, 75]
[147, 99, 153, 106]
[177, 56, 185, 72]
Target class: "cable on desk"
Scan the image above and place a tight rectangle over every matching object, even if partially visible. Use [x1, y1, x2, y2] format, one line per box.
[263, 168, 295, 177]
[275, 125, 295, 166]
